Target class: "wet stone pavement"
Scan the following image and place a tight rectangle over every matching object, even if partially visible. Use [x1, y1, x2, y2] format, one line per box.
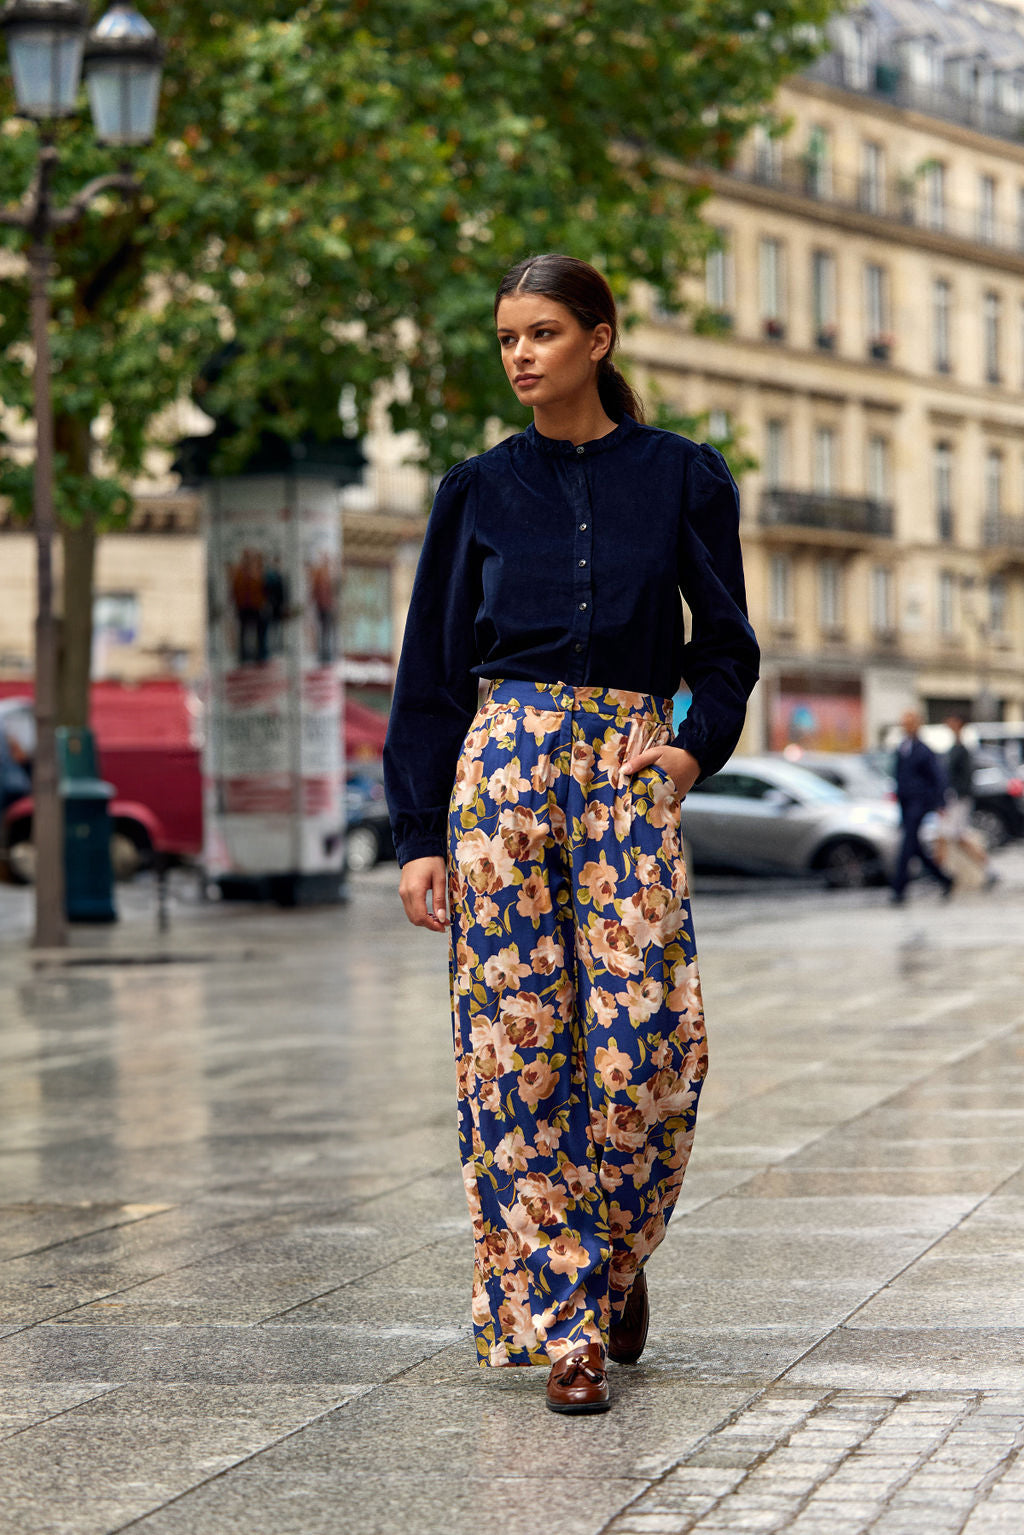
[0, 851, 1022, 1535]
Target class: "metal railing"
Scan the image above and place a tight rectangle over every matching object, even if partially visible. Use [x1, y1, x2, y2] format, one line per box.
[805, 54, 1024, 147]
[760, 489, 894, 538]
[983, 514, 1024, 550]
[725, 150, 1024, 261]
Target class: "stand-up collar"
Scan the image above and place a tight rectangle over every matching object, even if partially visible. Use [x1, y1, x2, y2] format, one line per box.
[526, 414, 638, 457]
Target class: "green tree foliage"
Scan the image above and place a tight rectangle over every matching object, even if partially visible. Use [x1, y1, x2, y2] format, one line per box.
[1, 0, 834, 491]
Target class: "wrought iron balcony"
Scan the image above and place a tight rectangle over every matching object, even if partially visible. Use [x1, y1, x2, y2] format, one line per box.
[760, 489, 894, 539]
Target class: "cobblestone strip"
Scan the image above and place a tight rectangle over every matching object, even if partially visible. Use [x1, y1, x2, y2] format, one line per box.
[604, 1390, 1024, 1535]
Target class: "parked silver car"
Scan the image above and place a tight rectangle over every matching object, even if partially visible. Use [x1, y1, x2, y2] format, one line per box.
[679, 755, 901, 887]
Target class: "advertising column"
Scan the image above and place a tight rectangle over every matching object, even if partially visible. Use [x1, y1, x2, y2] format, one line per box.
[203, 473, 344, 903]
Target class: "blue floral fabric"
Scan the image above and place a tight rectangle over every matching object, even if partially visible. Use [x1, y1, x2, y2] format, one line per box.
[447, 681, 707, 1367]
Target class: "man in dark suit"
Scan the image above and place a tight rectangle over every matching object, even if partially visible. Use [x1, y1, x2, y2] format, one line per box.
[891, 709, 953, 904]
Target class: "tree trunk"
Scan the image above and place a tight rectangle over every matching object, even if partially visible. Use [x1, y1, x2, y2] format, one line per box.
[56, 413, 96, 730]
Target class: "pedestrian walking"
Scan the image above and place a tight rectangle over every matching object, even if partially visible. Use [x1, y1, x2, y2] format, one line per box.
[935, 712, 997, 888]
[890, 709, 953, 904]
[384, 253, 759, 1414]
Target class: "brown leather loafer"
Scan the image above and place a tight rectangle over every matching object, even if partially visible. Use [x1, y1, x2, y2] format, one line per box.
[545, 1343, 610, 1414]
[608, 1269, 649, 1364]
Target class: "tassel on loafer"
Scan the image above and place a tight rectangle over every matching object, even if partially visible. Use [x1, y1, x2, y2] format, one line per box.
[608, 1269, 649, 1364]
[545, 1343, 611, 1414]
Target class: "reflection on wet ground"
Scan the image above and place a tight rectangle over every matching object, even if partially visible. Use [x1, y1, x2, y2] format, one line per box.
[0, 853, 1022, 1533]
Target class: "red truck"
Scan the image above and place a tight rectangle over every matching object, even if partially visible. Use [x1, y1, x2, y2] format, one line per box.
[0, 679, 389, 882]
[0, 680, 204, 882]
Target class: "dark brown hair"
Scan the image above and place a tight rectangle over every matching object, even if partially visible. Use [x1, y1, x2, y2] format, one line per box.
[494, 253, 645, 424]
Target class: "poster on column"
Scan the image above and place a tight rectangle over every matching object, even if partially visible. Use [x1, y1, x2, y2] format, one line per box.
[203, 475, 344, 882]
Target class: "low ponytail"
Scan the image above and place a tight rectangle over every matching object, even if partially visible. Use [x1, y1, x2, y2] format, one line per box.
[598, 356, 645, 425]
[495, 252, 645, 424]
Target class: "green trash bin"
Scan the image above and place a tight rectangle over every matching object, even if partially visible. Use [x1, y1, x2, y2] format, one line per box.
[58, 727, 117, 923]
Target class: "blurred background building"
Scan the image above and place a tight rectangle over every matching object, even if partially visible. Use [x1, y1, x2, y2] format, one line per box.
[3, 0, 1024, 748]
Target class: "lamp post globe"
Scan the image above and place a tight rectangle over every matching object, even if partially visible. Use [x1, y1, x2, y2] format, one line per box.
[84, 3, 163, 147]
[0, 0, 88, 119]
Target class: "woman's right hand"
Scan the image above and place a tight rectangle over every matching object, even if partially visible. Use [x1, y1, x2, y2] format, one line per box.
[399, 855, 448, 931]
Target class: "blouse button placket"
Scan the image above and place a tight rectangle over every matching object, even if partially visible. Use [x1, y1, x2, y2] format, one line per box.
[568, 442, 594, 679]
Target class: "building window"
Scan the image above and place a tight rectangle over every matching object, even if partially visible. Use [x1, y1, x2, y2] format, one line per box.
[1020, 301, 1024, 387]
[804, 126, 832, 198]
[708, 408, 730, 441]
[938, 570, 957, 637]
[811, 250, 837, 348]
[813, 426, 836, 494]
[753, 124, 782, 184]
[865, 264, 891, 358]
[92, 592, 140, 679]
[770, 553, 794, 623]
[923, 161, 946, 230]
[984, 448, 1003, 518]
[764, 419, 786, 489]
[983, 291, 1002, 384]
[341, 563, 392, 657]
[860, 141, 885, 213]
[934, 442, 954, 542]
[1018, 187, 1024, 252]
[819, 559, 842, 630]
[867, 435, 890, 502]
[932, 278, 951, 373]
[978, 174, 997, 243]
[870, 566, 894, 633]
[759, 238, 785, 337]
[705, 227, 733, 314]
[989, 575, 1008, 637]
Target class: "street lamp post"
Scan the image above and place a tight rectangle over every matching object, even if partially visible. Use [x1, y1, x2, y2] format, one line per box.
[0, 1, 163, 948]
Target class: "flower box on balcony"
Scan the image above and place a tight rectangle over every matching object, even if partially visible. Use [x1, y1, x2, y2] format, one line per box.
[816, 326, 838, 351]
[869, 336, 893, 362]
[763, 317, 786, 341]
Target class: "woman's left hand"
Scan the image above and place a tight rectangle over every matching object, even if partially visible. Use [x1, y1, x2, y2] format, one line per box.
[621, 744, 702, 798]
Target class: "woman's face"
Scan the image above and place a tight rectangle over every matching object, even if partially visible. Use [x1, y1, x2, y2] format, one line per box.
[495, 293, 611, 411]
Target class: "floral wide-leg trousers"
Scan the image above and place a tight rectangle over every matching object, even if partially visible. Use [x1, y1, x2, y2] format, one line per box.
[446, 681, 707, 1367]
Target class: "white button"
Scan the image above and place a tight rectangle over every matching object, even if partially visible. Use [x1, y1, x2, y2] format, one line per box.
[579, 559, 586, 568]
[579, 601, 587, 611]
[576, 445, 584, 455]
[579, 522, 587, 531]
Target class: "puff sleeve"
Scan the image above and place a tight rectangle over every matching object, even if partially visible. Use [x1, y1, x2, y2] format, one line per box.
[673, 443, 760, 780]
[383, 463, 482, 865]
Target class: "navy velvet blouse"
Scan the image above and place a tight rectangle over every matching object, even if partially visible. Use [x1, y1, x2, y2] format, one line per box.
[383, 414, 760, 866]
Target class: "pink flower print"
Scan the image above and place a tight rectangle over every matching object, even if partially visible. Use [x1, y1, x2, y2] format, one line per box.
[648, 774, 680, 828]
[516, 1170, 570, 1227]
[607, 1202, 631, 1243]
[494, 1127, 537, 1174]
[546, 1233, 592, 1278]
[579, 855, 619, 909]
[610, 1249, 639, 1292]
[522, 706, 563, 742]
[498, 1296, 539, 1349]
[667, 958, 703, 1022]
[473, 893, 499, 927]
[530, 753, 558, 792]
[530, 933, 564, 975]
[634, 852, 660, 886]
[517, 1057, 559, 1109]
[516, 874, 552, 922]
[471, 1278, 493, 1327]
[452, 756, 484, 809]
[598, 1159, 624, 1193]
[498, 805, 550, 862]
[597, 729, 628, 781]
[589, 917, 643, 978]
[581, 800, 610, 840]
[500, 1197, 540, 1253]
[623, 1143, 658, 1189]
[594, 1043, 634, 1091]
[479, 1230, 520, 1273]
[589, 986, 620, 1029]
[607, 1103, 648, 1152]
[612, 792, 632, 841]
[554, 974, 575, 1023]
[482, 944, 532, 992]
[570, 740, 595, 787]
[636, 1067, 697, 1125]
[455, 827, 516, 894]
[560, 1159, 598, 1199]
[548, 803, 567, 843]
[534, 1118, 563, 1156]
[499, 991, 558, 1053]
[624, 977, 664, 1025]
[487, 756, 530, 805]
[621, 884, 684, 948]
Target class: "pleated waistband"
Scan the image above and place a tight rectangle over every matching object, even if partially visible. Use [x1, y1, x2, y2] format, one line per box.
[485, 678, 674, 728]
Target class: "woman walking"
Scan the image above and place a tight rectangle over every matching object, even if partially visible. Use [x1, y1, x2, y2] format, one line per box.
[383, 253, 759, 1413]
